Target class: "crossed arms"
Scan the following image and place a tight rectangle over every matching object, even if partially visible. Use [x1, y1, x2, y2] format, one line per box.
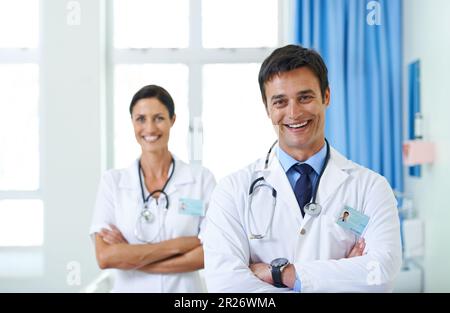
[94, 225, 204, 273]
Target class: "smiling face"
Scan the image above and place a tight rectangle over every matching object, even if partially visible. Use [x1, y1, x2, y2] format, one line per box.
[264, 67, 330, 160]
[131, 97, 175, 154]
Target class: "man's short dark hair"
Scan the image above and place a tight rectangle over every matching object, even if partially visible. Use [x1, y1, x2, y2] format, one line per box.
[258, 44, 329, 106]
[129, 84, 175, 118]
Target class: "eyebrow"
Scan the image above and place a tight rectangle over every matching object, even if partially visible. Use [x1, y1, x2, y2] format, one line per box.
[134, 112, 165, 118]
[297, 89, 316, 96]
[270, 89, 317, 102]
[270, 94, 286, 102]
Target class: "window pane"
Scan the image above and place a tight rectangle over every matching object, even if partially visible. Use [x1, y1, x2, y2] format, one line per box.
[0, 0, 39, 48]
[0, 200, 43, 246]
[114, 0, 189, 48]
[202, 0, 278, 48]
[203, 64, 276, 180]
[0, 64, 39, 190]
[114, 64, 189, 168]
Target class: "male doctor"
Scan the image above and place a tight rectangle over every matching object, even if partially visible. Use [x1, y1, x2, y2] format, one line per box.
[202, 45, 402, 292]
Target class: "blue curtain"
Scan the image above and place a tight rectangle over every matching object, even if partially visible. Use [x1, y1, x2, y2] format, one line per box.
[296, 0, 404, 192]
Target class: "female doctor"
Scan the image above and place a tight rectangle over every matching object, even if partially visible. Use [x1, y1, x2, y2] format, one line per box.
[90, 85, 216, 292]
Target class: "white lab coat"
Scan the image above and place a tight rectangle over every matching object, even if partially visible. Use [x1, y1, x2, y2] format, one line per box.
[203, 146, 402, 293]
[90, 156, 216, 293]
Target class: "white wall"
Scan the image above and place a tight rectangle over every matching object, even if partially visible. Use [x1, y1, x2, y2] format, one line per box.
[40, 0, 105, 292]
[403, 0, 450, 292]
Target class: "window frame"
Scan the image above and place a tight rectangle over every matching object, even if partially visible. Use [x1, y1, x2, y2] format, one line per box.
[106, 0, 290, 167]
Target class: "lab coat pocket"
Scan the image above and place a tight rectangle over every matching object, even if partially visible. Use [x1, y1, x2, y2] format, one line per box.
[321, 214, 356, 259]
[166, 198, 202, 238]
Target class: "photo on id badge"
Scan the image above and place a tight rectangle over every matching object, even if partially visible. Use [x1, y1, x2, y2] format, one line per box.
[178, 198, 205, 216]
[336, 206, 370, 237]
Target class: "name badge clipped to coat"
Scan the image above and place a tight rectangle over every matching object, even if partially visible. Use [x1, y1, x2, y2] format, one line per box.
[178, 198, 205, 217]
[336, 206, 369, 237]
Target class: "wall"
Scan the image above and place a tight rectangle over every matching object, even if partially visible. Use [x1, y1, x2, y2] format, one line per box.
[403, 0, 450, 292]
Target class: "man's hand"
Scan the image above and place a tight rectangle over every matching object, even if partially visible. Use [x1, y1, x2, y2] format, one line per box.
[347, 238, 366, 258]
[250, 238, 366, 288]
[250, 262, 273, 285]
[99, 224, 129, 245]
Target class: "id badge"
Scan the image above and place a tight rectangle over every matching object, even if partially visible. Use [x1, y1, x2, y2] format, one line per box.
[336, 206, 369, 237]
[178, 198, 205, 217]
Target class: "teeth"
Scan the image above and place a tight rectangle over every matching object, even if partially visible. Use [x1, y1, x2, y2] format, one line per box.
[288, 121, 309, 128]
[143, 135, 159, 142]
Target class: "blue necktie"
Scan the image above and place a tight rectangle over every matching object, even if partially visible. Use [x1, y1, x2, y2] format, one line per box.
[293, 163, 313, 217]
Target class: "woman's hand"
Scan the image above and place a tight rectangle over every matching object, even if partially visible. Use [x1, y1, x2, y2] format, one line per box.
[99, 224, 129, 245]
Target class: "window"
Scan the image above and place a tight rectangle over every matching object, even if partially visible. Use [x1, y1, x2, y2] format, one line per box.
[110, 0, 281, 178]
[0, 200, 43, 247]
[202, 0, 278, 48]
[0, 0, 39, 48]
[0, 0, 42, 247]
[114, 0, 189, 49]
[203, 64, 276, 179]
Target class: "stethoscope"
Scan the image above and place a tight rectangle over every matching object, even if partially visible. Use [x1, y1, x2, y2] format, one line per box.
[135, 157, 175, 243]
[247, 139, 331, 240]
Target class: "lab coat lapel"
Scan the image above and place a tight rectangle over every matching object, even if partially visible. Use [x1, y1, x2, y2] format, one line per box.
[316, 148, 352, 211]
[164, 157, 195, 197]
[264, 155, 303, 225]
[298, 148, 353, 230]
[118, 159, 140, 190]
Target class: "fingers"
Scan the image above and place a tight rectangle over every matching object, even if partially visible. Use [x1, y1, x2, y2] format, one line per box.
[249, 263, 260, 274]
[347, 238, 366, 258]
[99, 229, 117, 244]
[109, 224, 128, 243]
[99, 226, 128, 244]
[109, 224, 121, 233]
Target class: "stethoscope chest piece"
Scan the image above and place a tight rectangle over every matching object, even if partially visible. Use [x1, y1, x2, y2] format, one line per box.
[141, 207, 154, 223]
[304, 202, 322, 217]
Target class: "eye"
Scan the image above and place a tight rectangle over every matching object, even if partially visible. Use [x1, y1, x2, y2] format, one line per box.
[155, 116, 165, 122]
[136, 116, 145, 123]
[273, 99, 287, 107]
[299, 95, 314, 103]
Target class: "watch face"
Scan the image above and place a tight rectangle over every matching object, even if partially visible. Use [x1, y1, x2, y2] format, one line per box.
[271, 258, 289, 267]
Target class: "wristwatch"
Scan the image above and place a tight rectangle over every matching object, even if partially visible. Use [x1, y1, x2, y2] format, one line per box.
[270, 258, 289, 288]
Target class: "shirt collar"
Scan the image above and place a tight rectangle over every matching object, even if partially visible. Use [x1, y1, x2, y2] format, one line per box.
[276, 142, 327, 175]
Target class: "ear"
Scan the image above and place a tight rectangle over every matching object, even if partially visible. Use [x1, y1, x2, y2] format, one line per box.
[170, 114, 176, 126]
[264, 98, 270, 117]
[324, 87, 331, 107]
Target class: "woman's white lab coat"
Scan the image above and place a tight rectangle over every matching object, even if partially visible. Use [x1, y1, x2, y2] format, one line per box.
[202, 147, 402, 292]
[90, 156, 216, 293]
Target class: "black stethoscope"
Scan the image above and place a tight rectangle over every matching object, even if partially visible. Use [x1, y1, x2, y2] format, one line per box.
[247, 139, 331, 240]
[135, 157, 175, 242]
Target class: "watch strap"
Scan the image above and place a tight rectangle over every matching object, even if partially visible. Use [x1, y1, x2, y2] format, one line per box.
[271, 265, 287, 288]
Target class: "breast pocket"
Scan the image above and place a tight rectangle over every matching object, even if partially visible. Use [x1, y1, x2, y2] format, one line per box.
[320, 213, 356, 259]
[164, 196, 202, 238]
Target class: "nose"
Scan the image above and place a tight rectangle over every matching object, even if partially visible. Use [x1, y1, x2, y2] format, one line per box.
[288, 99, 303, 120]
[143, 119, 158, 133]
